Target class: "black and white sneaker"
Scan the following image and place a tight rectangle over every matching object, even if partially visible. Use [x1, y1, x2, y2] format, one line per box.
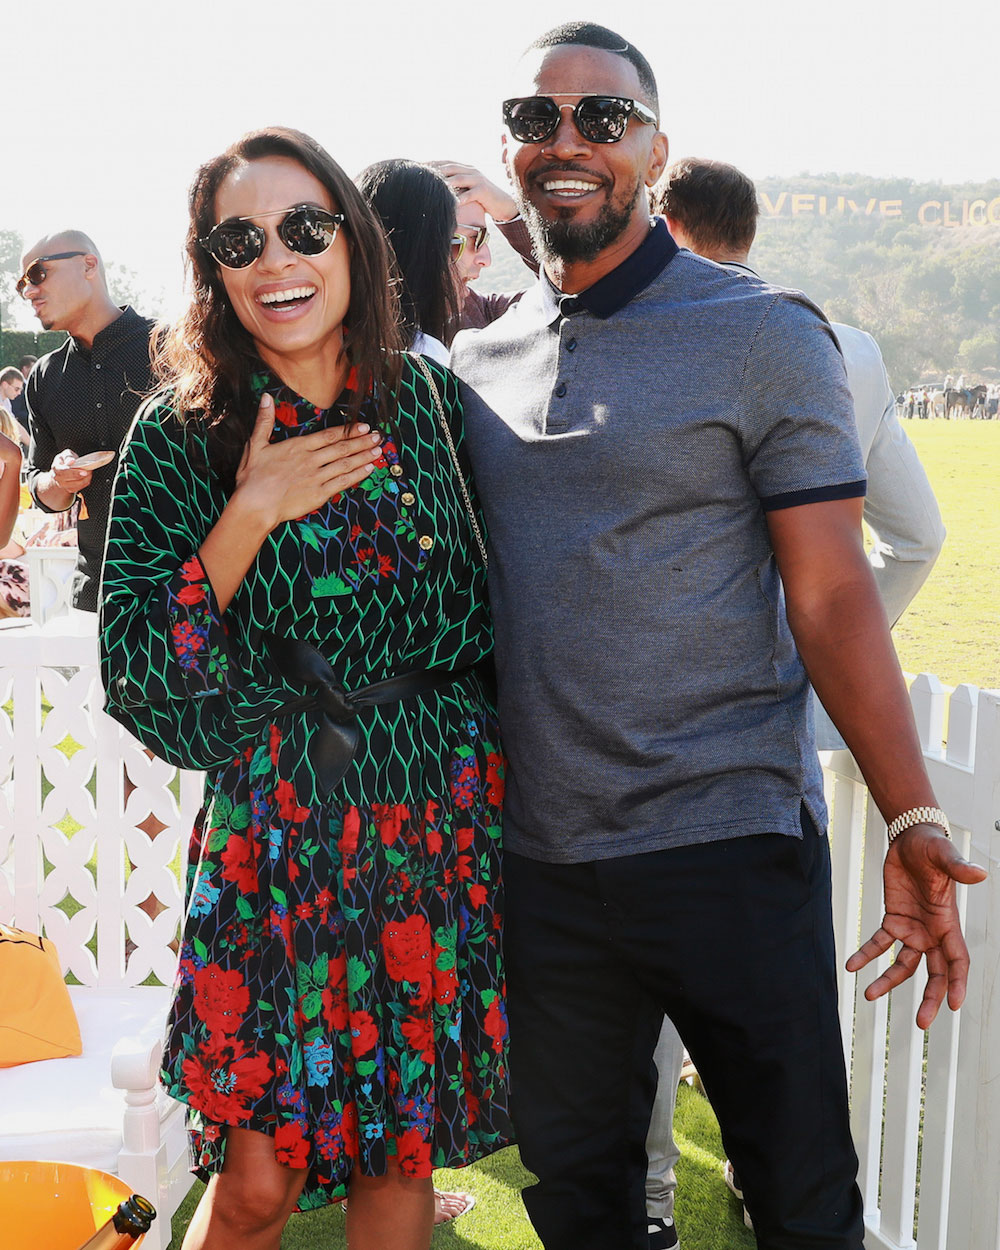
[648, 1215, 680, 1249]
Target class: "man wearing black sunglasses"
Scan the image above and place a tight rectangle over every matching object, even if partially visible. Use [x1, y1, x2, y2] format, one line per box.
[451, 20, 982, 1250]
[18, 230, 155, 613]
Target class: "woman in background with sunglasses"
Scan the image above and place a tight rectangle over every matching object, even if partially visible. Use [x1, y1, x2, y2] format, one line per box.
[100, 127, 510, 1250]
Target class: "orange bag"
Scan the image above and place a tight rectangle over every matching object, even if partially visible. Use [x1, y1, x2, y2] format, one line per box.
[0, 925, 82, 1066]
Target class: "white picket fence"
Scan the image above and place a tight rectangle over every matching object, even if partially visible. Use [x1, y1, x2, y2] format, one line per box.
[823, 675, 1000, 1250]
[1, 618, 998, 1248]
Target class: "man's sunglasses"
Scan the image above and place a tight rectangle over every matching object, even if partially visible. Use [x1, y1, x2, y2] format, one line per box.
[16, 252, 87, 297]
[200, 205, 345, 270]
[502, 94, 657, 145]
[451, 225, 490, 261]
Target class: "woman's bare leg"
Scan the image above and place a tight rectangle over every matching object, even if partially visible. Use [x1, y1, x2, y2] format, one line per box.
[180, 1126, 309, 1250]
[345, 1160, 434, 1250]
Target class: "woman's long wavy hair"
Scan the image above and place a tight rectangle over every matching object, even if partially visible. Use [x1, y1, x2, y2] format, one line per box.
[156, 127, 404, 487]
[356, 160, 460, 349]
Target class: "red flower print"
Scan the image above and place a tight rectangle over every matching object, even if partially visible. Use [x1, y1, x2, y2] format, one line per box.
[340, 808, 360, 857]
[377, 553, 395, 579]
[180, 556, 204, 583]
[468, 882, 488, 910]
[374, 803, 410, 847]
[220, 831, 260, 894]
[193, 963, 250, 1036]
[175, 582, 207, 606]
[268, 723, 282, 765]
[433, 961, 458, 1006]
[341, 1102, 359, 1155]
[453, 763, 478, 809]
[350, 1010, 379, 1057]
[274, 401, 298, 427]
[316, 887, 335, 922]
[394, 1126, 431, 1177]
[182, 1036, 271, 1123]
[172, 621, 205, 655]
[323, 986, 348, 1033]
[484, 997, 508, 1054]
[486, 752, 505, 807]
[274, 778, 310, 823]
[275, 1119, 311, 1168]
[456, 827, 475, 852]
[400, 1012, 435, 1063]
[382, 915, 432, 983]
[321, 953, 349, 1031]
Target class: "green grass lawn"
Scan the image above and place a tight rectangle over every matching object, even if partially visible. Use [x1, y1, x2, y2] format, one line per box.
[171, 1084, 753, 1249]
[889, 420, 999, 691]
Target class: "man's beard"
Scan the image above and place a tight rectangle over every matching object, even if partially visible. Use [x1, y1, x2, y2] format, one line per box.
[518, 175, 643, 265]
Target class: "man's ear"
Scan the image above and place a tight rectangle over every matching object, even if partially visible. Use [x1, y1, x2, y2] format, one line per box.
[645, 130, 669, 188]
[83, 254, 100, 280]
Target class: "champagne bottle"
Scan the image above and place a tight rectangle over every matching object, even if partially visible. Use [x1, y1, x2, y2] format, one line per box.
[75, 1195, 157, 1249]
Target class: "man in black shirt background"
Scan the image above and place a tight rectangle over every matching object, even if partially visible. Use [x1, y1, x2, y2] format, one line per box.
[19, 230, 154, 611]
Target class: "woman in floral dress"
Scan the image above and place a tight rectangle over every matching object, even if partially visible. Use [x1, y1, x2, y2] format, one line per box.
[100, 128, 510, 1250]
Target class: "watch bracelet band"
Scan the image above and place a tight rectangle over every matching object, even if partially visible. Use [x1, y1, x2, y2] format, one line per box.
[886, 805, 951, 844]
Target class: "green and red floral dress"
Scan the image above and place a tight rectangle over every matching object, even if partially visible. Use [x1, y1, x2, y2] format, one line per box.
[100, 356, 511, 1207]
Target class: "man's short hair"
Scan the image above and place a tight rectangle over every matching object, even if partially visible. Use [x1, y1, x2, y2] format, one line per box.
[525, 22, 659, 117]
[0, 366, 23, 387]
[653, 158, 759, 254]
[19, 356, 37, 372]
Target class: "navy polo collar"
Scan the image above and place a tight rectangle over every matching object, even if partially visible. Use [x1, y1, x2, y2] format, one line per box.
[539, 217, 679, 322]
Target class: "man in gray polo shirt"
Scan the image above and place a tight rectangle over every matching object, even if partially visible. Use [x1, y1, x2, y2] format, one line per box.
[451, 20, 985, 1250]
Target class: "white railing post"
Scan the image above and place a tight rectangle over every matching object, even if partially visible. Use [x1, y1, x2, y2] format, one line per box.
[947, 688, 1000, 1250]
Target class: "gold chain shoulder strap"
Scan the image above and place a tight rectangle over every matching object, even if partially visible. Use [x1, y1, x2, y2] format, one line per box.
[409, 353, 489, 570]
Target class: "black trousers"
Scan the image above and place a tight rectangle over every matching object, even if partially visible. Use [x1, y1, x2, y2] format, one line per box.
[504, 827, 864, 1250]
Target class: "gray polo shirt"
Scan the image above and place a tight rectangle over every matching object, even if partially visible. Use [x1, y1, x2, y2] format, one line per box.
[452, 221, 866, 864]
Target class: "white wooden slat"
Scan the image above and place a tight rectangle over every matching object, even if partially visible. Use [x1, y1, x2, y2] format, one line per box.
[944, 683, 978, 767]
[963, 689, 1000, 1250]
[909, 672, 946, 757]
[878, 973, 922, 1248]
[828, 771, 867, 1058]
[849, 785, 894, 1220]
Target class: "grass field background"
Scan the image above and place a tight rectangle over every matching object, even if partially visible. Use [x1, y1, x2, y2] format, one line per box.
[889, 420, 999, 691]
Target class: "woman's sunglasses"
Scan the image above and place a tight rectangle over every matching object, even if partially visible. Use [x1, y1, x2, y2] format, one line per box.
[200, 205, 345, 270]
[16, 252, 87, 297]
[450, 226, 490, 262]
[502, 94, 657, 145]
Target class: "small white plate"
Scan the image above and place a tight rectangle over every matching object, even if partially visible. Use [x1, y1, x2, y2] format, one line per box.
[72, 450, 116, 470]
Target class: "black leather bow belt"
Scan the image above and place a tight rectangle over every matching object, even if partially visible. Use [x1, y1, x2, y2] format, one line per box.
[265, 634, 474, 794]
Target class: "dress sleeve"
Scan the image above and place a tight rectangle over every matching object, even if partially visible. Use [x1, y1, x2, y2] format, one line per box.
[100, 400, 296, 772]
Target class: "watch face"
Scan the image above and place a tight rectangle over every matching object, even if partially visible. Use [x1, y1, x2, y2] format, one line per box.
[71, 450, 116, 470]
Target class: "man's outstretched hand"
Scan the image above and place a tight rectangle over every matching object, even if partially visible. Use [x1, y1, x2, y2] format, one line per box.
[846, 823, 987, 1029]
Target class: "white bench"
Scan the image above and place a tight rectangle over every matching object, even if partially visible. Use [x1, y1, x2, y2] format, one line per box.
[0, 616, 204, 1248]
